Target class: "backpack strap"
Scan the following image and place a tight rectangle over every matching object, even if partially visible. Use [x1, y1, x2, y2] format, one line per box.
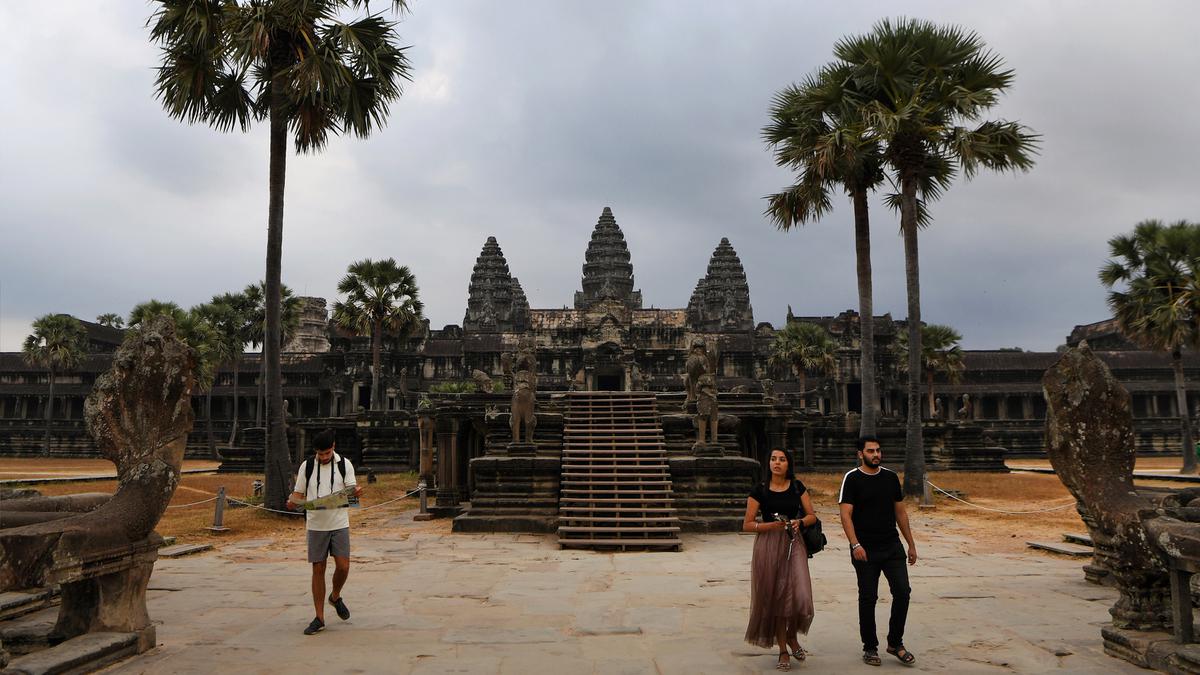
[337, 457, 346, 486]
[304, 457, 316, 494]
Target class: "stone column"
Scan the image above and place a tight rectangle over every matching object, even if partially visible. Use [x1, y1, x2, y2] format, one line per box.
[1022, 395, 1034, 421]
[435, 416, 462, 508]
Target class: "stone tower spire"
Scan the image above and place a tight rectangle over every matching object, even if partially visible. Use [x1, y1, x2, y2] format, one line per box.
[574, 207, 643, 309]
[463, 236, 530, 332]
[687, 237, 754, 331]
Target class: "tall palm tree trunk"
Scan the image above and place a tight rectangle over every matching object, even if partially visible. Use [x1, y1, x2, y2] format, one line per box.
[371, 317, 383, 411]
[43, 367, 55, 457]
[852, 188, 878, 435]
[927, 372, 936, 420]
[227, 358, 240, 446]
[256, 357, 265, 427]
[206, 390, 217, 460]
[900, 176, 926, 497]
[263, 82, 294, 512]
[1172, 348, 1197, 474]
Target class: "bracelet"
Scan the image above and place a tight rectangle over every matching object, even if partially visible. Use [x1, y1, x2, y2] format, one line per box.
[754, 522, 759, 531]
[850, 543, 862, 551]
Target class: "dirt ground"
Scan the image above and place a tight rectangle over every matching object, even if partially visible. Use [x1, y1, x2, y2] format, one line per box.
[4, 457, 1193, 556]
[5, 464, 421, 543]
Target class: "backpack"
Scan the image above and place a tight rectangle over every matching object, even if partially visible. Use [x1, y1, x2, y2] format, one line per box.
[305, 455, 346, 496]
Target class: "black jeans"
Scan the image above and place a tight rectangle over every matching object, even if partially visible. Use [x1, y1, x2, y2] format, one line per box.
[852, 540, 910, 651]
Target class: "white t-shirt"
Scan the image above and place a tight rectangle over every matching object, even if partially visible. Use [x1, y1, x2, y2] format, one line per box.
[293, 453, 357, 531]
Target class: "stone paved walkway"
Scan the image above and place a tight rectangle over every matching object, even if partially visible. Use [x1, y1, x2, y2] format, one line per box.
[101, 510, 1146, 674]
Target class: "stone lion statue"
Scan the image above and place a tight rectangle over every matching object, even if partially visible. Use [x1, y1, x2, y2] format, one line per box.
[471, 369, 493, 393]
[685, 338, 715, 403]
[695, 373, 718, 445]
[511, 369, 536, 444]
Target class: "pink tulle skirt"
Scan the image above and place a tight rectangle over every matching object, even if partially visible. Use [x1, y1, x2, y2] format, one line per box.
[745, 528, 815, 648]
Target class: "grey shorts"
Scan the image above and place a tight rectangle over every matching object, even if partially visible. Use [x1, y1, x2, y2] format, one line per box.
[307, 527, 350, 563]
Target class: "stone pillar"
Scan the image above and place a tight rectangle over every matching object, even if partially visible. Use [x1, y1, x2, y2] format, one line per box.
[351, 385, 360, 413]
[1022, 395, 1034, 421]
[435, 416, 462, 508]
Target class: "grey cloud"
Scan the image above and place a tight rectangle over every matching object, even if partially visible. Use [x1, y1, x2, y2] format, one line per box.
[4, 0, 1200, 353]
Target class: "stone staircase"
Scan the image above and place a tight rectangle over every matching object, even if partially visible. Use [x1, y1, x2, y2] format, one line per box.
[557, 392, 681, 551]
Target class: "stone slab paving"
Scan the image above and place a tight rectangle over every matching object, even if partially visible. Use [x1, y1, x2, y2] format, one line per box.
[100, 514, 1150, 674]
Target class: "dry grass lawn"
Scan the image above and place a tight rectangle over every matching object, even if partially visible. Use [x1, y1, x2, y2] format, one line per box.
[7, 458, 1195, 557]
[9, 468, 421, 543]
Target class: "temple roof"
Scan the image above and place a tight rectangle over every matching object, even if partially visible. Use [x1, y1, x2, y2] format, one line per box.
[574, 207, 643, 310]
[463, 236, 529, 333]
[687, 237, 754, 331]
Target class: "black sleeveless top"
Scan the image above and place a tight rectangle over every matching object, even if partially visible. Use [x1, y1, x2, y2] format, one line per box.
[749, 479, 806, 521]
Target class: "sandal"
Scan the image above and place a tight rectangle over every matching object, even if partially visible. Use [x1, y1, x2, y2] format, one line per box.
[886, 645, 916, 666]
[863, 649, 881, 666]
[776, 652, 791, 671]
[791, 645, 807, 661]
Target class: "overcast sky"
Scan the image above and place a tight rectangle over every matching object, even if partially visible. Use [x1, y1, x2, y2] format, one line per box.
[3, 1, 1199, 353]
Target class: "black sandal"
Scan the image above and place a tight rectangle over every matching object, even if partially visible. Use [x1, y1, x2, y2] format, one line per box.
[886, 645, 916, 666]
[776, 652, 791, 671]
[791, 645, 807, 661]
[863, 649, 881, 666]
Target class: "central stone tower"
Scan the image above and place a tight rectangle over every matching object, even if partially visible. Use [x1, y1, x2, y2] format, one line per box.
[574, 207, 643, 309]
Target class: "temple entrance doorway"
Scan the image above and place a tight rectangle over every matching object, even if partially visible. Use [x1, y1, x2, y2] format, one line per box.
[596, 372, 623, 391]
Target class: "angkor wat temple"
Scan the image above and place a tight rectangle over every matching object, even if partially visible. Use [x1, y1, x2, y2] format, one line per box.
[3, 207, 1198, 534]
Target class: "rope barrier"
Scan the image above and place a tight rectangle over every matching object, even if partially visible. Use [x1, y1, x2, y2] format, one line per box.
[926, 480, 1078, 515]
[166, 496, 219, 509]
[223, 485, 423, 516]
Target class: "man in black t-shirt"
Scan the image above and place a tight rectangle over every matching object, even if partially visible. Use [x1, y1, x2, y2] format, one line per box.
[838, 436, 918, 667]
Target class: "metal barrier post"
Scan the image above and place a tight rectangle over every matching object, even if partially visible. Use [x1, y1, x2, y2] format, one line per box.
[207, 486, 231, 532]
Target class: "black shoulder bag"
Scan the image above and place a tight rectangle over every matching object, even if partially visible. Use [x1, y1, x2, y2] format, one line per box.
[795, 481, 827, 557]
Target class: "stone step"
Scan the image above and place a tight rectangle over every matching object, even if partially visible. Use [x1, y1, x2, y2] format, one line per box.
[561, 472, 670, 479]
[159, 543, 214, 558]
[1063, 532, 1093, 546]
[559, 516, 679, 524]
[1027, 541, 1093, 556]
[2, 631, 143, 674]
[558, 525, 681, 533]
[559, 506, 677, 513]
[0, 587, 59, 621]
[558, 538, 682, 550]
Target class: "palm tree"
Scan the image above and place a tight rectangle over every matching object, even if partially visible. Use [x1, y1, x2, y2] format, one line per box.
[243, 282, 302, 428]
[95, 313, 125, 329]
[897, 324, 965, 419]
[836, 18, 1038, 495]
[210, 290, 257, 446]
[764, 62, 886, 435]
[332, 258, 423, 411]
[1101, 220, 1200, 473]
[769, 322, 838, 410]
[22, 314, 88, 456]
[149, 0, 414, 510]
[192, 300, 244, 459]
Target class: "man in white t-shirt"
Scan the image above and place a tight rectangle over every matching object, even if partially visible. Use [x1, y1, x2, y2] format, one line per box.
[287, 429, 362, 635]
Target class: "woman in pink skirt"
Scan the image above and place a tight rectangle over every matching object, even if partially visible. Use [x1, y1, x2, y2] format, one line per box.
[743, 448, 816, 671]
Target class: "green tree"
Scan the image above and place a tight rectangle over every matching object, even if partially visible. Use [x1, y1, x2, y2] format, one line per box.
[836, 18, 1038, 495]
[95, 313, 125, 329]
[333, 258, 423, 411]
[764, 62, 886, 435]
[22, 314, 88, 456]
[193, 299, 245, 459]
[150, 0, 415, 510]
[1100, 220, 1200, 473]
[769, 322, 837, 409]
[210, 290, 258, 446]
[242, 282, 302, 429]
[897, 323, 965, 419]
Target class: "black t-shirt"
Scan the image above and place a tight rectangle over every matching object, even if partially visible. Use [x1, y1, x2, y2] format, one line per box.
[749, 479, 806, 522]
[838, 467, 903, 550]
